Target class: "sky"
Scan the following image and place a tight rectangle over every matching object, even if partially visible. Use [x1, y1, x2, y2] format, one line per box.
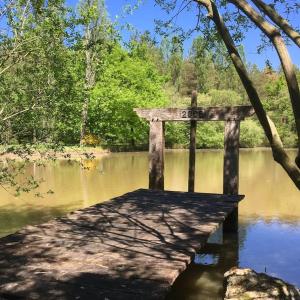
[62, 0, 300, 69]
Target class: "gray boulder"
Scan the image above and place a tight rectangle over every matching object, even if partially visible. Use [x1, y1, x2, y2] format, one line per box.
[224, 268, 300, 300]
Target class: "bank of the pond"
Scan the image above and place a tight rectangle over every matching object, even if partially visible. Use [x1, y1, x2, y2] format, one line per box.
[0, 145, 297, 161]
[0, 146, 109, 161]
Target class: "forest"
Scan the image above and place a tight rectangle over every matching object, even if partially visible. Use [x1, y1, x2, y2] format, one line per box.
[1, 0, 299, 151]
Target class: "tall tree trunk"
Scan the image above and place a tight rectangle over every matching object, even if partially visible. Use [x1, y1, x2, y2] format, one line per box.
[80, 22, 95, 146]
[79, 0, 106, 146]
[4, 120, 12, 144]
[33, 128, 37, 143]
[251, 0, 300, 48]
[194, 0, 300, 189]
[228, 0, 300, 168]
[131, 127, 135, 149]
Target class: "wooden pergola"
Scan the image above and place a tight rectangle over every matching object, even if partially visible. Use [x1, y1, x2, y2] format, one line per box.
[135, 105, 254, 191]
[135, 101, 254, 231]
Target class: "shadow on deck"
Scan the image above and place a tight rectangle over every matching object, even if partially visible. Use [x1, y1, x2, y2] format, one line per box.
[0, 189, 243, 300]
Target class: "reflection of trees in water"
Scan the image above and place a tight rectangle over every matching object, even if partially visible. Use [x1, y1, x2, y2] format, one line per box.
[3, 150, 299, 226]
[0, 205, 75, 238]
[167, 229, 240, 300]
[0, 150, 299, 297]
[240, 150, 269, 181]
[167, 222, 250, 299]
[164, 150, 224, 193]
[238, 221, 249, 251]
[0, 153, 150, 238]
[239, 150, 299, 221]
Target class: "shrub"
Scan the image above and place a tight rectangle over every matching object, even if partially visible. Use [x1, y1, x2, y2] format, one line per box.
[197, 122, 224, 149]
[240, 120, 264, 148]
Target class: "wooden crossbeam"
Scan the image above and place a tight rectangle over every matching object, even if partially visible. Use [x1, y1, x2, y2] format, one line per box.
[134, 106, 255, 122]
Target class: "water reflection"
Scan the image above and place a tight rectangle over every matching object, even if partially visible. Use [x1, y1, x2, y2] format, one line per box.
[168, 218, 300, 299]
[167, 228, 239, 300]
[239, 219, 300, 284]
[0, 149, 299, 296]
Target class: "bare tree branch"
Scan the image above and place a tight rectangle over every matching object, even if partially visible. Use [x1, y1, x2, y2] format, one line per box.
[0, 52, 30, 75]
[251, 0, 300, 48]
[0, 0, 15, 20]
[2, 104, 37, 121]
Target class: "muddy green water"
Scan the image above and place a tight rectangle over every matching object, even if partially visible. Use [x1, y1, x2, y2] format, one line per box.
[0, 149, 299, 299]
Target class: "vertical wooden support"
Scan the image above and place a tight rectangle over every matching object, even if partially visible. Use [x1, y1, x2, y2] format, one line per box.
[149, 121, 165, 190]
[221, 231, 239, 269]
[223, 120, 240, 233]
[188, 91, 197, 192]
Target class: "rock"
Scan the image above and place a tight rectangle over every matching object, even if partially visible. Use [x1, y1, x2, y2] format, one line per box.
[224, 268, 300, 300]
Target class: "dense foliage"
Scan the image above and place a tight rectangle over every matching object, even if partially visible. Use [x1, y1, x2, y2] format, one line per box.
[0, 0, 298, 150]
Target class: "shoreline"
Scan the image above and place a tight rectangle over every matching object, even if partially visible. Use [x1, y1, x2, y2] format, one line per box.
[0, 146, 110, 161]
[0, 146, 297, 161]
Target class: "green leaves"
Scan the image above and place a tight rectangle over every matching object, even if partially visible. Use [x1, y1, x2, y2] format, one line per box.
[90, 44, 167, 146]
[1, 0, 298, 194]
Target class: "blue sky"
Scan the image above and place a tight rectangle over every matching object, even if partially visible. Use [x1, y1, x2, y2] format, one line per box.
[68, 0, 300, 69]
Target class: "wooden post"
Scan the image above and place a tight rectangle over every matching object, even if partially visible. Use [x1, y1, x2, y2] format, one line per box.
[221, 231, 239, 268]
[149, 121, 165, 190]
[223, 120, 240, 233]
[188, 91, 197, 192]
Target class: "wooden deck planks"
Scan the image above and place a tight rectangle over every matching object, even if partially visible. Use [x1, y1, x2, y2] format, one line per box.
[0, 189, 244, 300]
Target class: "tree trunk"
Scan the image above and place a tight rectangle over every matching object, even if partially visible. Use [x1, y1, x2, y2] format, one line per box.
[251, 0, 300, 48]
[228, 0, 300, 168]
[131, 127, 136, 149]
[80, 22, 95, 146]
[194, 0, 300, 189]
[5, 120, 12, 144]
[33, 128, 37, 144]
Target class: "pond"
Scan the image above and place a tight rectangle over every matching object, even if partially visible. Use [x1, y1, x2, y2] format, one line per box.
[0, 149, 299, 299]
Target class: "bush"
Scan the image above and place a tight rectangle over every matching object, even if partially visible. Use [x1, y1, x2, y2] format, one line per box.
[282, 132, 298, 148]
[81, 134, 101, 146]
[197, 122, 224, 149]
[208, 89, 246, 106]
[240, 120, 264, 148]
[165, 123, 189, 148]
[90, 45, 167, 146]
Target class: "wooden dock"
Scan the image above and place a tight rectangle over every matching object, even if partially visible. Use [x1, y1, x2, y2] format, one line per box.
[0, 189, 243, 300]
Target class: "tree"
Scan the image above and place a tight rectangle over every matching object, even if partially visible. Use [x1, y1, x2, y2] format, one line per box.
[0, 0, 80, 195]
[179, 59, 198, 95]
[128, 31, 167, 75]
[89, 44, 167, 147]
[78, 0, 110, 145]
[190, 36, 216, 92]
[168, 36, 183, 89]
[155, 0, 300, 189]
[0, 0, 81, 144]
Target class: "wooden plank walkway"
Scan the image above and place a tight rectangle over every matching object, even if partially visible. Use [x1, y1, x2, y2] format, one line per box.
[0, 189, 244, 300]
